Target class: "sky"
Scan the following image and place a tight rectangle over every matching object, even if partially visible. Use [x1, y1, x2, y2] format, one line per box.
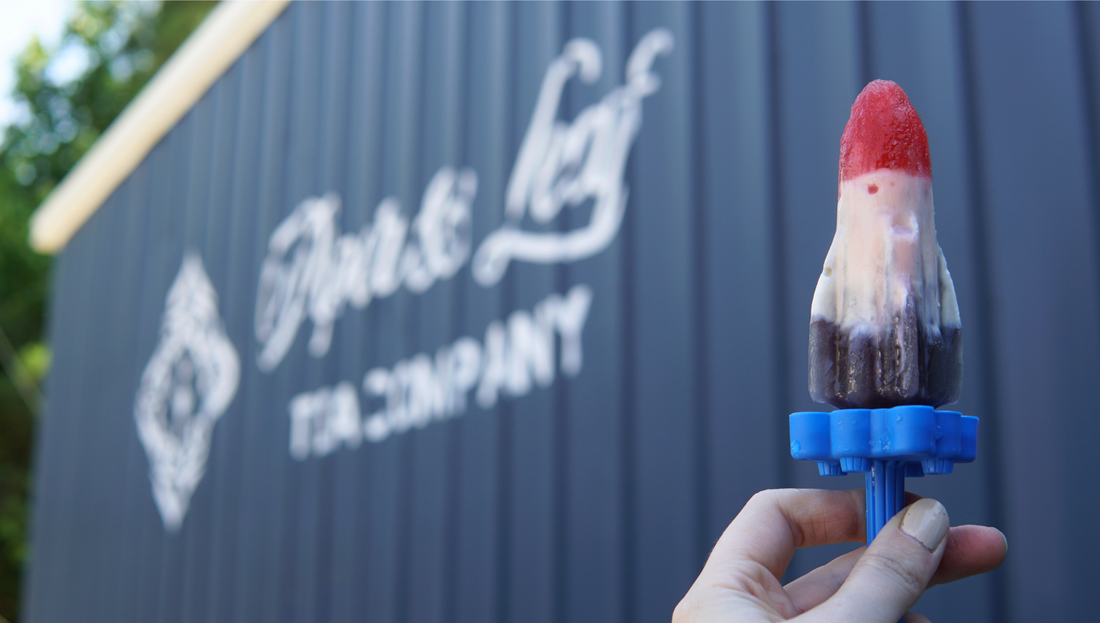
[0, 0, 76, 128]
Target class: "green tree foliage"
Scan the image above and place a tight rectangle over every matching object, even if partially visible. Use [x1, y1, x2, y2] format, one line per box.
[0, 2, 216, 619]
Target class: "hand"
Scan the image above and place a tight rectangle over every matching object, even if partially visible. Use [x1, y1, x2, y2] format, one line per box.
[673, 489, 1007, 623]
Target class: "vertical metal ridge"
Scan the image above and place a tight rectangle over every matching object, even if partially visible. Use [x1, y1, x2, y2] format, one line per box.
[156, 105, 203, 623]
[1075, 2, 1100, 369]
[395, 4, 431, 623]
[235, 14, 291, 623]
[552, 265, 570, 623]
[1068, 6, 1100, 618]
[688, 0, 713, 573]
[361, 3, 392, 621]
[444, 3, 472, 622]
[494, 6, 519, 623]
[314, 4, 354, 617]
[552, 8, 572, 623]
[765, 1, 793, 496]
[492, 232, 514, 622]
[857, 1, 874, 86]
[394, 436, 416, 623]
[955, 5, 1008, 623]
[296, 5, 329, 619]
[270, 6, 313, 622]
[619, 5, 638, 623]
[110, 137, 156, 623]
[216, 40, 263, 623]
[199, 50, 247, 623]
[443, 411, 464, 623]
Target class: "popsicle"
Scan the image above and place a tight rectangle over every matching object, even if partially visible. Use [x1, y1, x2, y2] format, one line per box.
[809, 79, 962, 410]
[790, 81, 978, 554]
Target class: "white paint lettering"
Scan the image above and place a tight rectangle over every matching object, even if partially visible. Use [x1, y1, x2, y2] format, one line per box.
[255, 169, 477, 371]
[288, 381, 362, 460]
[547, 284, 593, 376]
[255, 30, 672, 373]
[287, 285, 593, 456]
[471, 29, 674, 286]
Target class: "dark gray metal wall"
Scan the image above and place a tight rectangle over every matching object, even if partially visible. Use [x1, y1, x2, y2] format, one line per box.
[24, 2, 1100, 622]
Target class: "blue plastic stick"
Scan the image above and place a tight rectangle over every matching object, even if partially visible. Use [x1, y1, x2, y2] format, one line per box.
[866, 460, 906, 541]
[790, 406, 978, 546]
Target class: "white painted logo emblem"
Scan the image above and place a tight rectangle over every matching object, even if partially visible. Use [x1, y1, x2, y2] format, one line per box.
[134, 253, 240, 531]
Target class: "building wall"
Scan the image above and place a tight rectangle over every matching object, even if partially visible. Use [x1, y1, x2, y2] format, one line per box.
[25, 2, 1100, 622]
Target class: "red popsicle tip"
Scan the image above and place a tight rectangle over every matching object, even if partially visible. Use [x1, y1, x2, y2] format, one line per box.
[839, 80, 931, 183]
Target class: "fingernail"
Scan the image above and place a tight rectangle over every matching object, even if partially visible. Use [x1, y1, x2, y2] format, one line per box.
[899, 498, 948, 551]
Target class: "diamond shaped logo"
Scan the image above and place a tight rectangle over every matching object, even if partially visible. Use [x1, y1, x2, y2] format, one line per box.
[134, 253, 239, 531]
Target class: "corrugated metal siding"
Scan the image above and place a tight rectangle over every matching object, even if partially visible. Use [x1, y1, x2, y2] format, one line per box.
[24, 2, 1100, 622]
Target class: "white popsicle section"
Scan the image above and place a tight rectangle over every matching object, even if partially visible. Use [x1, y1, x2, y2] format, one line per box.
[810, 168, 960, 338]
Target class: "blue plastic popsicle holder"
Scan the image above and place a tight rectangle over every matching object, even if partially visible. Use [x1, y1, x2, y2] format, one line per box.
[789, 405, 978, 542]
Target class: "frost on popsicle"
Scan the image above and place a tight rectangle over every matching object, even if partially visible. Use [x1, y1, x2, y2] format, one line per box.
[809, 80, 962, 409]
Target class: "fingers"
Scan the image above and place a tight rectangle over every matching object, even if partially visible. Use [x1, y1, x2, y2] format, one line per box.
[786, 523, 1008, 611]
[903, 612, 931, 623]
[800, 498, 949, 623]
[931, 524, 1007, 585]
[705, 489, 865, 581]
[678, 489, 866, 623]
[784, 547, 864, 613]
[682, 490, 1004, 623]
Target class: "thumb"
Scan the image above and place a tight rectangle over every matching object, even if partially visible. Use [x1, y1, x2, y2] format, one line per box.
[802, 498, 949, 623]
